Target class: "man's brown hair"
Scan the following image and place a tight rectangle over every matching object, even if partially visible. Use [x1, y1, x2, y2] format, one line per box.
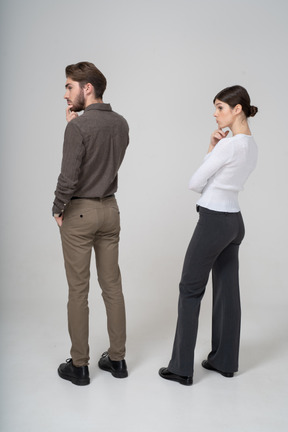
[65, 62, 107, 99]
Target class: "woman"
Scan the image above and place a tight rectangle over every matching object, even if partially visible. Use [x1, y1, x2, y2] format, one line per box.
[159, 85, 258, 386]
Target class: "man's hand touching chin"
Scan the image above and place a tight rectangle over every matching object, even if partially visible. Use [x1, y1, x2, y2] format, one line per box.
[66, 105, 79, 122]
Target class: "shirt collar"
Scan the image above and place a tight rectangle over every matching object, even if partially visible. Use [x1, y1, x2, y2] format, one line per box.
[85, 103, 112, 112]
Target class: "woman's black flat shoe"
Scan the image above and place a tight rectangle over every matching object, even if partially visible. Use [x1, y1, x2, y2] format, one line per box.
[159, 367, 193, 386]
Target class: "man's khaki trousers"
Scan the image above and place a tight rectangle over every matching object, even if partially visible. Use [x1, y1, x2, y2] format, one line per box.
[60, 196, 126, 366]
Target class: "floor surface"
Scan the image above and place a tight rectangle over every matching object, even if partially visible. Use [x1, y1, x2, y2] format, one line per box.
[1, 294, 287, 432]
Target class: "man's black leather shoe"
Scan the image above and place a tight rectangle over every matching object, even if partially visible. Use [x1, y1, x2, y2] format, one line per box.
[201, 360, 234, 378]
[98, 352, 128, 378]
[58, 358, 90, 385]
[159, 367, 193, 386]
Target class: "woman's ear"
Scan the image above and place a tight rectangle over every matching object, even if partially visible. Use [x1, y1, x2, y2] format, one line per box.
[234, 104, 243, 115]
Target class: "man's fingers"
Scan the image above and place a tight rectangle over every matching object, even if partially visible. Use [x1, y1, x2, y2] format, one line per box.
[66, 106, 79, 122]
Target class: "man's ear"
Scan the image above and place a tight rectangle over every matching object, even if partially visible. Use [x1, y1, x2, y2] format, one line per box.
[85, 83, 93, 96]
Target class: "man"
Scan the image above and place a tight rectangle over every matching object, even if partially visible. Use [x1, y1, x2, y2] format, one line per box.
[53, 62, 129, 386]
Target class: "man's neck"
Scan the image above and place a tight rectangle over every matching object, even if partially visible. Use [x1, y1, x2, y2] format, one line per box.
[85, 97, 103, 108]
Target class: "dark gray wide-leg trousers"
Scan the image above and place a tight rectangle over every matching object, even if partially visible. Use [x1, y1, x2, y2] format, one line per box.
[168, 206, 245, 377]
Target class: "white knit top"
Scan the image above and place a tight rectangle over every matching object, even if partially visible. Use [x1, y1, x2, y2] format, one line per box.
[189, 134, 258, 212]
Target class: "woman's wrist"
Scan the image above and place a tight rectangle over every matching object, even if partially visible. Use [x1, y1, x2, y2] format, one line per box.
[208, 144, 215, 153]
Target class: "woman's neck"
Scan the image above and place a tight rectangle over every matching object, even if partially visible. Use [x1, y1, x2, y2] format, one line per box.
[231, 118, 251, 136]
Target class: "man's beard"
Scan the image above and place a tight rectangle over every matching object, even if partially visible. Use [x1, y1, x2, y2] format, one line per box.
[71, 89, 85, 112]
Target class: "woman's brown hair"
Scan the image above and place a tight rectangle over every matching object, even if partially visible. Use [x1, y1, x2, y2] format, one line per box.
[213, 85, 258, 118]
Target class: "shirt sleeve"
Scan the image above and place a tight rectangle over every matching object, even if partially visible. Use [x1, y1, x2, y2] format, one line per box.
[52, 122, 85, 214]
[188, 139, 233, 193]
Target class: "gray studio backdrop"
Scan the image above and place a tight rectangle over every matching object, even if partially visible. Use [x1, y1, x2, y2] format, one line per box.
[0, 0, 287, 360]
